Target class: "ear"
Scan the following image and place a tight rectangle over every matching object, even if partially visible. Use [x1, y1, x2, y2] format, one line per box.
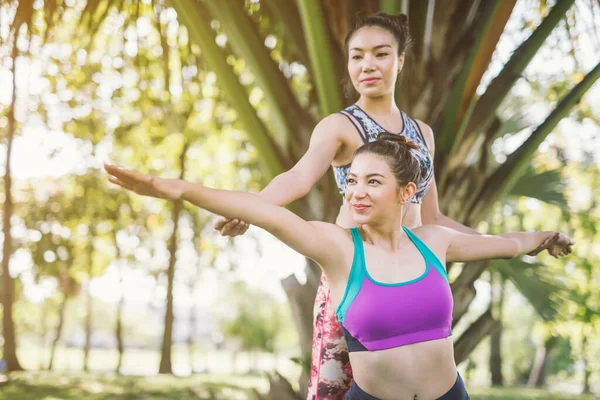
[397, 52, 406, 74]
[399, 182, 417, 203]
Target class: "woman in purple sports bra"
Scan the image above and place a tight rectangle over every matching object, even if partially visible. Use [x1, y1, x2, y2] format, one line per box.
[212, 12, 479, 398]
[105, 134, 573, 399]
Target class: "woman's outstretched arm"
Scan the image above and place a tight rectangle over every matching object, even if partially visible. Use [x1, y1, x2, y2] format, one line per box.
[214, 114, 350, 236]
[441, 227, 574, 263]
[104, 163, 347, 270]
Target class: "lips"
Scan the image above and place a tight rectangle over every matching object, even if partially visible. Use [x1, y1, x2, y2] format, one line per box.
[352, 204, 371, 212]
[361, 77, 380, 84]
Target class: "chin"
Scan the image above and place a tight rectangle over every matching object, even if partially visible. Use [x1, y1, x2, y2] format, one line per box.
[351, 214, 371, 225]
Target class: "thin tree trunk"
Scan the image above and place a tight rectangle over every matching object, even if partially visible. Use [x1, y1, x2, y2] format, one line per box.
[187, 288, 196, 374]
[83, 231, 95, 372]
[39, 299, 49, 370]
[48, 294, 68, 370]
[115, 260, 126, 374]
[582, 330, 591, 394]
[489, 275, 504, 386]
[527, 335, 557, 387]
[454, 309, 499, 365]
[1, 45, 23, 372]
[158, 142, 189, 374]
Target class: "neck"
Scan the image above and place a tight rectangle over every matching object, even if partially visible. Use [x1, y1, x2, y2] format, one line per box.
[356, 93, 397, 115]
[359, 206, 406, 251]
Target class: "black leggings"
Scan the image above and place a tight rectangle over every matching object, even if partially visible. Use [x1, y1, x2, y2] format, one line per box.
[344, 373, 470, 400]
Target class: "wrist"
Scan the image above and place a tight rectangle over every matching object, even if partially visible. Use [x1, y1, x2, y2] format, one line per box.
[178, 180, 191, 201]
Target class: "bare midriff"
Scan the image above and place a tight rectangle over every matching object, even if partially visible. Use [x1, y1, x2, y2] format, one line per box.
[350, 337, 457, 399]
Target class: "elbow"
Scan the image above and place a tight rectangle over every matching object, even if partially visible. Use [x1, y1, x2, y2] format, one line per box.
[290, 170, 313, 198]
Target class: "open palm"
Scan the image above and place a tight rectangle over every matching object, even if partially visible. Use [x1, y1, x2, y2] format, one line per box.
[104, 163, 183, 201]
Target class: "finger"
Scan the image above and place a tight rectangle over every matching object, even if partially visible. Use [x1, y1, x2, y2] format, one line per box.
[239, 223, 250, 235]
[220, 220, 237, 236]
[214, 217, 230, 230]
[108, 176, 134, 191]
[105, 164, 150, 186]
[230, 220, 248, 237]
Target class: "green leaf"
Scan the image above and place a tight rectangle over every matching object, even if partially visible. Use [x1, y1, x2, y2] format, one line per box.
[492, 258, 564, 321]
[508, 167, 567, 208]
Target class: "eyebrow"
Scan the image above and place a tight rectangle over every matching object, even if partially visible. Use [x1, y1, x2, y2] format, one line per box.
[350, 44, 393, 52]
[348, 173, 386, 178]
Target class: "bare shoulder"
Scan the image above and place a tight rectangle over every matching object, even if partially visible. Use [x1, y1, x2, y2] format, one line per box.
[412, 224, 455, 244]
[313, 112, 357, 140]
[414, 119, 435, 151]
[309, 221, 353, 244]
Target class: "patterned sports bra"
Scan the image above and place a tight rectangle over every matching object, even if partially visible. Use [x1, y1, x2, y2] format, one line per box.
[333, 104, 434, 204]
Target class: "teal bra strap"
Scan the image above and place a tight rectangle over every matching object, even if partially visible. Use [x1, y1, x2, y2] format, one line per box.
[402, 226, 449, 283]
[335, 227, 366, 323]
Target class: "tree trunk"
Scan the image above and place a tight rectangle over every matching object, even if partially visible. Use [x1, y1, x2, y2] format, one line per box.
[582, 331, 591, 394]
[158, 199, 181, 374]
[158, 142, 189, 374]
[83, 236, 95, 372]
[489, 275, 504, 386]
[115, 260, 125, 374]
[40, 299, 49, 370]
[1, 45, 23, 372]
[527, 335, 557, 387]
[187, 288, 196, 374]
[454, 309, 499, 365]
[280, 267, 319, 393]
[48, 294, 68, 370]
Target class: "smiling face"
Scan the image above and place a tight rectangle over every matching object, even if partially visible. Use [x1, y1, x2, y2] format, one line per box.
[347, 26, 404, 99]
[345, 152, 413, 225]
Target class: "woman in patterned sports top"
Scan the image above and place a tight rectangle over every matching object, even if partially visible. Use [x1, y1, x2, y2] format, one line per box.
[212, 12, 552, 400]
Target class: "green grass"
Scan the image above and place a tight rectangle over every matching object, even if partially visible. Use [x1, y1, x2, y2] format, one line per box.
[0, 371, 265, 400]
[0, 372, 596, 400]
[469, 387, 597, 400]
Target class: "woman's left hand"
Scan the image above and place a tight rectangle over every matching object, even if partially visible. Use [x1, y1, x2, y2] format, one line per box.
[528, 232, 575, 258]
[104, 163, 184, 201]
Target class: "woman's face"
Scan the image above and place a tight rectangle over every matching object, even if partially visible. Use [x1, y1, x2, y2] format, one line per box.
[345, 153, 403, 225]
[347, 26, 403, 99]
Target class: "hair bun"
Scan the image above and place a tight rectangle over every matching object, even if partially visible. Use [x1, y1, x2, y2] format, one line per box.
[378, 132, 420, 151]
[395, 13, 409, 28]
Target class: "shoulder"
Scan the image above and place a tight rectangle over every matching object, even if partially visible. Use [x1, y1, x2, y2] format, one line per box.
[309, 221, 353, 242]
[413, 119, 435, 150]
[316, 112, 355, 132]
[412, 224, 455, 243]
[310, 112, 358, 144]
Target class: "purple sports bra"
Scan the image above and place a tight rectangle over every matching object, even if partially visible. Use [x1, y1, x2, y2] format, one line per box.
[336, 227, 453, 352]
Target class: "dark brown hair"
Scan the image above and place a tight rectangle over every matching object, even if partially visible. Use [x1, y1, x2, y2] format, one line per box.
[353, 133, 421, 189]
[343, 12, 412, 99]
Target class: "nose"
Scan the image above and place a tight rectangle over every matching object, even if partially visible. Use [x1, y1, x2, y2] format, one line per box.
[361, 54, 375, 72]
[350, 183, 367, 199]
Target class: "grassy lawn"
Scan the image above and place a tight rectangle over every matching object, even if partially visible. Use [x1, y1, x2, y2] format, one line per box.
[0, 372, 596, 400]
[0, 372, 265, 400]
[468, 387, 597, 400]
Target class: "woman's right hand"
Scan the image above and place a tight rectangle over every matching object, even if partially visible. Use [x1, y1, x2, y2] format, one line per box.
[213, 216, 250, 237]
[528, 232, 575, 258]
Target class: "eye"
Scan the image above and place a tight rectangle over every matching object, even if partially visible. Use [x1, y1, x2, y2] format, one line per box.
[376, 53, 388, 58]
[347, 178, 356, 185]
[368, 179, 380, 185]
[352, 55, 362, 60]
